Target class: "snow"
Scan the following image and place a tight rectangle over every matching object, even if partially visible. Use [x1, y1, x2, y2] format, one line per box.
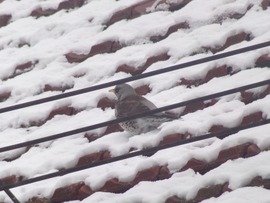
[76, 145, 270, 203]
[0, 0, 269, 202]
[201, 187, 270, 203]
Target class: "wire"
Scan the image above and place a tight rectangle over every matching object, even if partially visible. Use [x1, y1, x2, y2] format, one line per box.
[0, 41, 270, 114]
[0, 79, 269, 153]
[0, 41, 269, 202]
[4, 189, 20, 203]
[0, 118, 269, 191]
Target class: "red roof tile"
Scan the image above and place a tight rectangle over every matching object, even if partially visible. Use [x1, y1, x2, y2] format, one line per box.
[0, 0, 269, 202]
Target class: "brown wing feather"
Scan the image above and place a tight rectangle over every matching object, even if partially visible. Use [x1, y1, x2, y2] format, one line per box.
[115, 95, 155, 118]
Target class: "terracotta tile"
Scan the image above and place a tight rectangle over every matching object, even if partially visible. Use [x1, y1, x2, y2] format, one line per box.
[222, 182, 232, 193]
[103, 123, 124, 135]
[249, 176, 270, 189]
[165, 196, 189, 203]
[88, 40, 114, 56]
[261, 0, 270, 10]
[31, 7, 56, 17]
[76, 152, 103, 166]
[135, 84, 151, 95]
[179, 78, 202, 88]
[208, 124, 227, 133]
[101, 150, 112, 160]
[116, 52, 170, 75]
[58, 0, 85, 10]
[72, 71, 86, 78]
[204, 99, 219, 108]
[150, 21, 190, 42]
[204, 65, 232, 82]
[255, 54, 270, 67]
[158, 165, 172, 180]
[106, 6, 133, 26]
[51, 182, 84, 202]
[65, 52, 89, 63]
[241, 111, 263, 125]
[111, 40, 123, 52]
[219, 32, 252, 52]
[1, 0, 270, 202]
[43, 83, 74, 92]
[97, 97, 116, 110]
[245, 144, 261, 158]
[215, 5, 252, 23]
[240, 91, 255, 104]
[0, 175, 20, 186]
[179, 65, 233, 88]
[140, 52, 170, 74]
[182, 101, 205, 115]
[180, 158, 206, 172]
[0, 14, 11, 27]
[204, 32, 252, 54]
[26, 197, 50, 203]
[84, 132, 99, 142]
[159, 133, 185, 145]
[116, 64, 138, 75]
[31, 0, 85, 17]
[194, 184, 224, 202]
[66, 40, 122, 63]
[0, 91, 11, 102]
[78, 185, 93, 200]
[15, 61, 34, 71]
[1, 61, 37, 80]
[131, 0, 156, 18]
[259, 85, 270, 99]
[132, 165, 160, 184]
[99, 178, 131, 193]
[167, 21, 190, 33]
[154, 0, 192, 12]
[47, 106, 77, 120]
[248, 176, 264, 187]
[217, 143, 250, 162]
[167, 0, 192, 11]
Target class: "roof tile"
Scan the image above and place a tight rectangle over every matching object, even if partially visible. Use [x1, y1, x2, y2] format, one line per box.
[261, 0, 270, 10]
[51, 181, 85, 202]
[0, 91, 11, 102]
[249, 176, 270, 189]
[0, 14, 11, 28]
[0, 0, 269, 202]
[116, 52, 170, 75]
[194, 184, 225, 202]
[77, 184, 93, 200]
[99, 178, 132, 193]
[31, 0, 85, 17]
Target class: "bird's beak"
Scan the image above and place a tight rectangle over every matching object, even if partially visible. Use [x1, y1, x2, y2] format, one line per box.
[109, 88, 115, 93]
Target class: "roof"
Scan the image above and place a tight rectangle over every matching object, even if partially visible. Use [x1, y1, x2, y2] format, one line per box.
[0, 0, 270, 202]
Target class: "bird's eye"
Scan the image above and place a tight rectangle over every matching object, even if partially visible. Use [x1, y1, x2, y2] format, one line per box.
[115, 87, 120, 93]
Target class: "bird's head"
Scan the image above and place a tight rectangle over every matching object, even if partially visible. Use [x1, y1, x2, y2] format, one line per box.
[109, 83, 137, 100]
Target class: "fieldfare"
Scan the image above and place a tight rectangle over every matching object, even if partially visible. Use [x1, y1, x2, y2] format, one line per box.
[109, 83, 177, 133]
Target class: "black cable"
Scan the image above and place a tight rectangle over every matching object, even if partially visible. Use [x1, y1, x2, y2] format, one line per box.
[0, 41, 270, 114]
[4, 189, 20, 203]
[0, 79, 269, 153]
[0, 118, 269, 191]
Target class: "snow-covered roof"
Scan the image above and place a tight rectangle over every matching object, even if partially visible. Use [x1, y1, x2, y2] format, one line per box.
[0, 0, 270, 202]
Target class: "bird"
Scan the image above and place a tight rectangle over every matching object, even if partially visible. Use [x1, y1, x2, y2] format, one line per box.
[109, 83, 177, 133]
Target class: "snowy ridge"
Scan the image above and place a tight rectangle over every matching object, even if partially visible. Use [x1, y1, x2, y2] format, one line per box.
[0, 0, 270, 202]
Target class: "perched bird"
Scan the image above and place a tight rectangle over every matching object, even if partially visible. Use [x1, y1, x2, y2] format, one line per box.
[109, 83, 177, 133]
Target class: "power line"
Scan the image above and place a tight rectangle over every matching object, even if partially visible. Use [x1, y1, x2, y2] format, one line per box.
[0, 79, 269, 153]
[1, 41, 270, 203]
[0, 118, 269, 191]
[4, 189, 20, 203]
[0, 41, 270, 114]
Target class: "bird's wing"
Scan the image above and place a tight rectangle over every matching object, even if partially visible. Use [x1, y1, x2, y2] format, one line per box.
[116, 95, 157, 117]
